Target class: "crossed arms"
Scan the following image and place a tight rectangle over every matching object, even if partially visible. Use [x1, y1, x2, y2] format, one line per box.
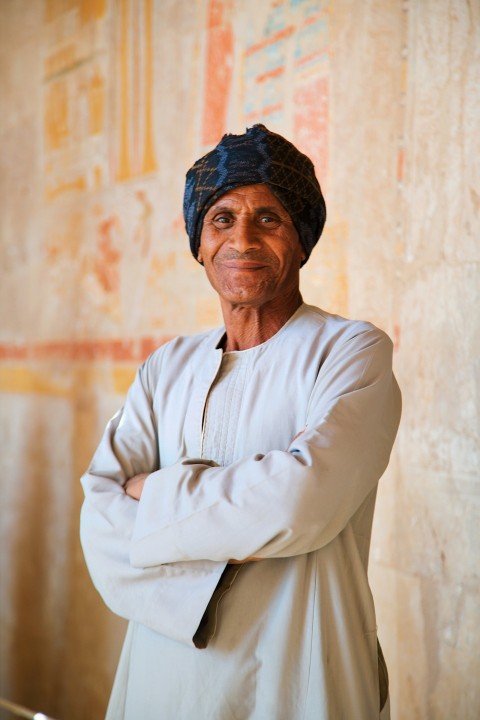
[80, 325, 401, 645]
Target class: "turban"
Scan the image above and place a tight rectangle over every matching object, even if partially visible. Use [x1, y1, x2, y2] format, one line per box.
[183, 124, 326, 264]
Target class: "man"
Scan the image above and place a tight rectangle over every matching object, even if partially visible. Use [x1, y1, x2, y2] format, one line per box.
[80, 124, 401, 719]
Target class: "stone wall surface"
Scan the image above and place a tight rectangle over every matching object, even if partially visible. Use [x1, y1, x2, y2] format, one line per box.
[0, 1, 478, 719]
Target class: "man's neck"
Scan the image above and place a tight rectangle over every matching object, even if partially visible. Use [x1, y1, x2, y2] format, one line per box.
[221, 292, 303, 352]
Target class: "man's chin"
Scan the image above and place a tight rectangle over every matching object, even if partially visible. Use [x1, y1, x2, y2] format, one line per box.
[218, 286, 271, 307]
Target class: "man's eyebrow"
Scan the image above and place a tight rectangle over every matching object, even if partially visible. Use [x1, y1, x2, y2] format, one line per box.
[207, 204, 283, 215]
[207, 204, 236, 215]
[254, 205, 282, 214]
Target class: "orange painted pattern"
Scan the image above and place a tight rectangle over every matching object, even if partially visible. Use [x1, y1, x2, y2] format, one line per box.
[393, 324, 401, 352]
[256, 66, 285, 84]
[397, 149, 404, 182]
[294, 76, 329, 185]
[201, 0, 234, 147]
[245, 25, 295, 57]
[303, 12, 325, 28]
[95, 218, 121, 293]
[245, 103, 284, 123]
[0, 336, 174, 364]
[294, 46, 328, 69]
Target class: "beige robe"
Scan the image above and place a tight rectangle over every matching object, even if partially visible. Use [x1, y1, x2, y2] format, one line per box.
[80, 303, 401, 719]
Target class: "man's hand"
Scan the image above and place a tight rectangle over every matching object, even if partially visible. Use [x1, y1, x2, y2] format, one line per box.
[124, 473, 149, 500]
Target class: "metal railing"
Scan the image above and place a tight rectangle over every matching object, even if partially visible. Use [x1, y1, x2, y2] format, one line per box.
[0, 697, 59, 720]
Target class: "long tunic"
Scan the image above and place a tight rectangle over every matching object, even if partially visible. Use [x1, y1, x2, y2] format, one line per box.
[80, 303, 401, 719]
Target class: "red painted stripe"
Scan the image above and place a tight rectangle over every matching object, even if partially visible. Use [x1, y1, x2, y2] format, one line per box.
[294, 47, 328, 68]
[255, 65, 285, 84]
[245, 25, 295, 57]
[245, 102, 284, 122]
[0, 336, 174, 363]
[303, 13, 325, 28]
[201, 0, 234, 146]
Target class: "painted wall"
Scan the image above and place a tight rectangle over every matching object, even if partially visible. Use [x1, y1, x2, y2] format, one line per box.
[0, 1, 478, 718]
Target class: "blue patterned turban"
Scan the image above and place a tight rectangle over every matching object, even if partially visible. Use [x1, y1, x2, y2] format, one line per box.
[183, 124, 326, 265]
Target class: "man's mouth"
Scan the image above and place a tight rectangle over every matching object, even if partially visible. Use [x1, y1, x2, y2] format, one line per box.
[222, 260, 268, 270]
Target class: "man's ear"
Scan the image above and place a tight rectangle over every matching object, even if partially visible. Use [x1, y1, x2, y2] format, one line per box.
[197, 247, 203, 264]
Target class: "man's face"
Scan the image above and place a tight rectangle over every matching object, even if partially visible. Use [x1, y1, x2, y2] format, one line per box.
[198, 184, 305, 309]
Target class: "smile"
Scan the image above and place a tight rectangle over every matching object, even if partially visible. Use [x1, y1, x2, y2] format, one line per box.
[221, 261, 268, 270]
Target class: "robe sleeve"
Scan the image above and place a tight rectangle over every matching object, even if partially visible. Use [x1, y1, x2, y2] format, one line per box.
[79, 362, 227, 646]
[130, 326, 402, 565]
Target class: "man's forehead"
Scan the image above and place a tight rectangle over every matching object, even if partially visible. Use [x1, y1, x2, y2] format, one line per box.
[207, 184, 286, 212]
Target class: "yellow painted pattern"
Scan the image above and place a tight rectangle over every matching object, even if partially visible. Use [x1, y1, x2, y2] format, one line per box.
[117, 0, 133, 181]
[44, 44, 77, 78]
[112, 367, 137, 395]
[89, 68, 105, 135]
[44, 0, 77, 22]
[44, 81, 69, 151]
[45, 0, 106, 23]
[0, 366, 136, 398]
[45, 176, 87, 202]
[116, 0, 157, 181]
[0, 367, 72, 398]
[80, 0, 107, 23]
[142, 0, 158, 174]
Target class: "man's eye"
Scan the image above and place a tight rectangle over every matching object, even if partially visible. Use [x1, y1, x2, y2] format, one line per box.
[214, 215, 232, 224]
[259, 215, 277, 224]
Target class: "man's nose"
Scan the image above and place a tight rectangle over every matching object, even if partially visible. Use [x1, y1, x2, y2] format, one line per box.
[228, 218, 261, 253]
